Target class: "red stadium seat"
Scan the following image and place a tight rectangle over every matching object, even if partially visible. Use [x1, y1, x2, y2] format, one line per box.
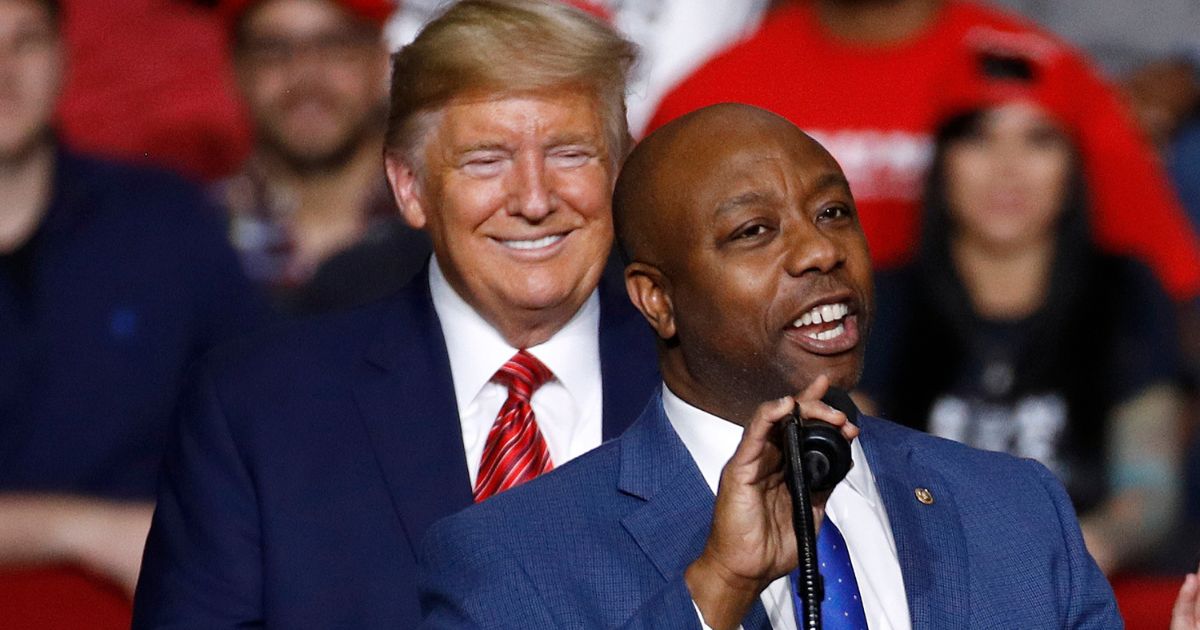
[1112, 573, 1185, 629]
[0, 567, 131, 629]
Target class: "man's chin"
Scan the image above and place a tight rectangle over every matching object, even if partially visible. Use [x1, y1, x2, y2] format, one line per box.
[503, 282, 591, 315]
[259, 121, 373, 173]
[781, 356, 864, 395]
[272, 139, 360, 173]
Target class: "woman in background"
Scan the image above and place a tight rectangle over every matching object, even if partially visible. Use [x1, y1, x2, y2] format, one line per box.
[859, 85, 1187, 574]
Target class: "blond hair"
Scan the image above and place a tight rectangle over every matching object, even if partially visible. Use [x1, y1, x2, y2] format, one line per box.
[385, 0, 637, 170]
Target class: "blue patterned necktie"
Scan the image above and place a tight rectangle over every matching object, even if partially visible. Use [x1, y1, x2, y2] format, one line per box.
[790, 519, 868, 629]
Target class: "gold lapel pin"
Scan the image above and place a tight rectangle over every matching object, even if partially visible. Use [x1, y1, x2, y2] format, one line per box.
[914, 487, 934, 505]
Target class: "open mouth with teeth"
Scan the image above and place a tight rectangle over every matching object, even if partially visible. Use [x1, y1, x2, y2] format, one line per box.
[493, 230, 575, 253]
[498, 233, 567, 250]
[786, 300, 860, 354]
[791, 302, 849, 340]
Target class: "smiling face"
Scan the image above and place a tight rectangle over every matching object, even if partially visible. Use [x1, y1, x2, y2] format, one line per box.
[620, 105, 873, 421]
[235, 0, 387, 171]
[0, 0, 61, 163]
[387, 88, 615, 348]
[943, 102, 1073, 253]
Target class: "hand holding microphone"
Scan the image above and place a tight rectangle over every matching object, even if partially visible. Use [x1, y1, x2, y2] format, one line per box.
[685, 375, 858, 630]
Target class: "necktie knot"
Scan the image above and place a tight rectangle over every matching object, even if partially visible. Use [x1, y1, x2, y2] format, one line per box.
[495, 350, 554, 401]
[474, 350, 555, 502]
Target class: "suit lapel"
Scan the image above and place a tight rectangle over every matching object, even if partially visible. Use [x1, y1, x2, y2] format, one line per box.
[859, 417, 970, 630]
[615, 394, 772, 629]
[353, 266, 657, 557]
[597, 271, 660, 441]
[354, 273, 473, 557]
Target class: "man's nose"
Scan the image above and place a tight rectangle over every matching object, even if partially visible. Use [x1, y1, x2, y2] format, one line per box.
[509, 153, 554, 221]
[783, 223, 843, 276]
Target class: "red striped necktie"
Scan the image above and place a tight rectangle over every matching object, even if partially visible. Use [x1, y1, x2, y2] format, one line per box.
[473, 350, 556, 502]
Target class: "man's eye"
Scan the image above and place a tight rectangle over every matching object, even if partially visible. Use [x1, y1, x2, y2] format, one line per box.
[818, 205, 851, 221]
[549, 149, 592, 168]
[735, 224, 770, 239]
[461, 156, 506, 176]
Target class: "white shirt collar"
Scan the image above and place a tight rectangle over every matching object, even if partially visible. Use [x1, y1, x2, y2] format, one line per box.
[429, 256, 601, 410]
[661, 383, 878, 508]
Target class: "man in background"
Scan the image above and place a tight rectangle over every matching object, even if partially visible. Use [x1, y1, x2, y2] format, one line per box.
[0, 0, 263, 596]
[133, 1, 657, 627]
[219, 0, 430, 314]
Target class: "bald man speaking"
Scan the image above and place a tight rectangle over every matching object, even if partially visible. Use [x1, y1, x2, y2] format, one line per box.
[416, 104, 1120, 629]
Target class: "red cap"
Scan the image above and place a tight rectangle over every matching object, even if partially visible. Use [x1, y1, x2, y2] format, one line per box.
[937, 25, 1084, 136]
[218, 0, 396, 27]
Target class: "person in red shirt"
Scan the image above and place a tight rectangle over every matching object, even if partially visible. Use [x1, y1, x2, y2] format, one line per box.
[649, 0, 1200, 301]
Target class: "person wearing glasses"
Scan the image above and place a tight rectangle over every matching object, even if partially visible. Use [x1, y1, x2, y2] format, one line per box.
[217, 0, 430, 314]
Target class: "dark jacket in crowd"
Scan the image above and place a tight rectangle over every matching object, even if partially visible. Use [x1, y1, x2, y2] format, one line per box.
[0, 147, 266, 499]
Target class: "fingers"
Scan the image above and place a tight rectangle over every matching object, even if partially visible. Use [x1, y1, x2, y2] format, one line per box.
[1173, 574, 1194, 618]
[1189, 564, 1200, 626]
[1172, 566, 1199, 630]
[797, 373, 831, 402]
[727, 374, 859, 468]
[793, 375, 859, 442]
[793, 399, 858, 440]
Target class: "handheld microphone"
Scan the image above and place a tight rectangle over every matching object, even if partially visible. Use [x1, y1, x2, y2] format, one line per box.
[782, 388, 856, 630]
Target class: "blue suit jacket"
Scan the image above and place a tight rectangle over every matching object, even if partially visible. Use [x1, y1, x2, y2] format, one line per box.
[418, 391, 1122, 629]
[132, 269, 659, 628]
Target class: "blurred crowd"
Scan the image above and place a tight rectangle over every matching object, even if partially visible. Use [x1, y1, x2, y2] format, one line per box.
[1, 0, 1198, 621]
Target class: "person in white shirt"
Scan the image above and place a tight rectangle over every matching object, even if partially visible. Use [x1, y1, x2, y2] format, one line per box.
[417, 102, 1121, 629]
[132, 2, 659, 627]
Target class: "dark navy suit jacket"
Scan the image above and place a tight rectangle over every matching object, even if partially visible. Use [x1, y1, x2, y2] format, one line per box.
[132, 269, 659, 628]
[418, 390, 1122, 629]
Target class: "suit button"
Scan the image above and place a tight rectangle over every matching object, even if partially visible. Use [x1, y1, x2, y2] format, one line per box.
[914, 487, 934, 505]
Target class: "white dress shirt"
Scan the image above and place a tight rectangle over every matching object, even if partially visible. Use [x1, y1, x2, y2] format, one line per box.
[429, 257, 604, 486]
[662, 385, 911, 630]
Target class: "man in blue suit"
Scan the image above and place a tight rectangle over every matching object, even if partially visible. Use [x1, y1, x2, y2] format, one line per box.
[417, 103, 1122, 628]
[132, 1, 656, 627]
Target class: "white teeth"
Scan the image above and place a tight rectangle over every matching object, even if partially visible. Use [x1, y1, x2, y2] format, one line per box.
[791, 302, 849, 328]
[803, 322, 846, 341]
[500, 234, 564, 250]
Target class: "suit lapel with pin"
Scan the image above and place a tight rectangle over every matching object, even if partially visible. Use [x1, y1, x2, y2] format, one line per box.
[859, 416, 971, 629]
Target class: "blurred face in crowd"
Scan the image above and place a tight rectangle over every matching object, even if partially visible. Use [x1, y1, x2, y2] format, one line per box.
[235, 0, 388, 172]
[943, 102, 1073, 252]
[388, 89, 616, 347]
[0, 0, 62, 164]
[622, 105, 873, 420]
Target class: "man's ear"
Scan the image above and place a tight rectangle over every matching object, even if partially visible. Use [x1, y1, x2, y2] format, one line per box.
[625, 262, 676, 340]
[384, 153, 428, 230]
